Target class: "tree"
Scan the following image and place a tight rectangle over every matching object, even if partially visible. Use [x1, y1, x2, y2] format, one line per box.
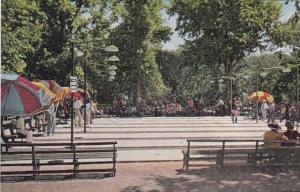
[169, 0, 283, 100]
[109, 0, 172, 104]
[1, 0, 45, 73]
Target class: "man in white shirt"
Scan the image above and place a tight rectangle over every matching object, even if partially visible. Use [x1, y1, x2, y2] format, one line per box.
[74, 99, 83, 126]
[261, 100, 269, 121]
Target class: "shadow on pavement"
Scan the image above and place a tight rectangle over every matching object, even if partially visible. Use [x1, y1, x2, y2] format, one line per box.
[1, 173, 110, 183]
[120, 166, 300, 192]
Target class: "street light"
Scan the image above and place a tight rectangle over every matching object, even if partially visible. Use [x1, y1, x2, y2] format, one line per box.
[70, 42, 119, 142]
[285, 64, 300, 130]
[220, 76, 235, 117]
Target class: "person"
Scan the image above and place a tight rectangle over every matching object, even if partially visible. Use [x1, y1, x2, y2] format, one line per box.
[16, 116, 26, 137]
[82, 99, 92, 126]
[267, 102, 275, 123]
[216, 99, 225, 116]
[279, 102, 286, 123]
[231, 97, 239, 123]
[283, 121, 300, 161]
[261, 100, 269, 121]
[175, 101, 182, 116]
[15, 116, 32, 142]
[46, 103, 56, 136]
[187, 97, 194, 116]
[74, 98, 83, 126]
[263, 122, 288, 148]
[283, 121, 300, 141]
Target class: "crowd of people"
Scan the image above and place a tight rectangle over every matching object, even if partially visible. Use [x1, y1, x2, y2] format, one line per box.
[105, 97, 237, 117]
[95, 97, 299, 125]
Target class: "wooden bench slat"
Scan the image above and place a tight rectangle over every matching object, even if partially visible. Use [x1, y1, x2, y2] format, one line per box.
[1, 142, 117, 178]
[182, 139, 300, 171]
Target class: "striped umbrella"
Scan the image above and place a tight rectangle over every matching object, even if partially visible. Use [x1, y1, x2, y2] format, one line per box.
[1, 74, 45, 116]
[39, 80, 64, 102]
[32, 82, 56, 106]
[248, 91, 274, 103]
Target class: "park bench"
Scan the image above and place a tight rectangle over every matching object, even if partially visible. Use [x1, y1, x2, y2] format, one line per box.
[1, 123, 29, 152]
[182, 139, 300, 171]
[1, 142, 117, 179]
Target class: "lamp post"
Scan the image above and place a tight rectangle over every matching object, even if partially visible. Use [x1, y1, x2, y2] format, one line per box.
[71, 43, 75, 143]
[285, 64, 300, 130]
[219, 76, 235, 117]
[70, 42, 119, 141]
[83, 46, 119, 133]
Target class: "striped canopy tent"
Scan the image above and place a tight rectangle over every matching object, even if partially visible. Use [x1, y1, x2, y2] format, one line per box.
[248, 91, 274, 103]
[1, 74, 46, 116]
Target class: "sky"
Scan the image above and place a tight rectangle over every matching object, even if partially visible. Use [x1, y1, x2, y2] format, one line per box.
[162, 1, 297, 50]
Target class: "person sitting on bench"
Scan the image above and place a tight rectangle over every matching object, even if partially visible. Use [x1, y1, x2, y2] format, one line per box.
[263, 122, 288, 163]
[283, 121, 300, 146]
[263, 122, 288, 148]
[15, 116, 32, 142]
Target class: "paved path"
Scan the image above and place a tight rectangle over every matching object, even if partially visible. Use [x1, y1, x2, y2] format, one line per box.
[2, 162, 300, 192]
[33, 116, 274, 162]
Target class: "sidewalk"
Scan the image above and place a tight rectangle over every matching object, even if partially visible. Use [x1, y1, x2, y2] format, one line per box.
[2, 162, 300, 192]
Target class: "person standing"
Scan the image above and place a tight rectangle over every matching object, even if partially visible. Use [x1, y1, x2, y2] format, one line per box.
[84, 99, 92, 126]
[267, 102, 275, 123]
[279, 102, 286, 123]
[216, 99, 225, 116]
[231, 97, 239, 123]
[46, 103, 56, 136]
[261, 100, 269, 121]
[74, 98, 83, 126]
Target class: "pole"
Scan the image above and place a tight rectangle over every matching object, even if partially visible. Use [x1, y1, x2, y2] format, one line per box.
[230, 78, 233, 116]
[256, 72, 259, 124]
[84, 61, 87, 133]
[296, 67, 299, 130]
[71, 43, 74, 143]
[92, 70, 95, 101]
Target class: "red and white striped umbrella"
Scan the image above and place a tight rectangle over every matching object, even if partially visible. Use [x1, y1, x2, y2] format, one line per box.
[1, 73, 51, 116]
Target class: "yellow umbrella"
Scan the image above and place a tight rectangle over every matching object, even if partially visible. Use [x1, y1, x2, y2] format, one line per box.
[41, 80, 64, 102]
[32, 82, 56, 112]
[36, 80, 64, 103]
[248, 91, 274, 103]
[32, 82, 56, 99]
[63, 87, 71, 96]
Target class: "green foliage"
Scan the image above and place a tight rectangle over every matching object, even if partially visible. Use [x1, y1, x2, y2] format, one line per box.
[1, 0, 45, 73]
[108, 0, 172, 99]
[169, 0, 283, 100]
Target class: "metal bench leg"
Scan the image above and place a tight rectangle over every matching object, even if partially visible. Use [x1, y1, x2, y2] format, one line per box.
[186, 157, 189, 171]
[73, 158, 79, 177]
[216, 153, 224, 168]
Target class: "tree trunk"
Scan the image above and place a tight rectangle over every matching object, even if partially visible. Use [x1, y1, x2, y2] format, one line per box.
[224, 63, 231, 104]
[136, 77, 141, 108]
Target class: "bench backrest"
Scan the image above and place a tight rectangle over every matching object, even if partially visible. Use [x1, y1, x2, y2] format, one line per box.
[1, 142, 117, 162]
[1, 145, 34, 162]
[185, 139, 300, 155]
